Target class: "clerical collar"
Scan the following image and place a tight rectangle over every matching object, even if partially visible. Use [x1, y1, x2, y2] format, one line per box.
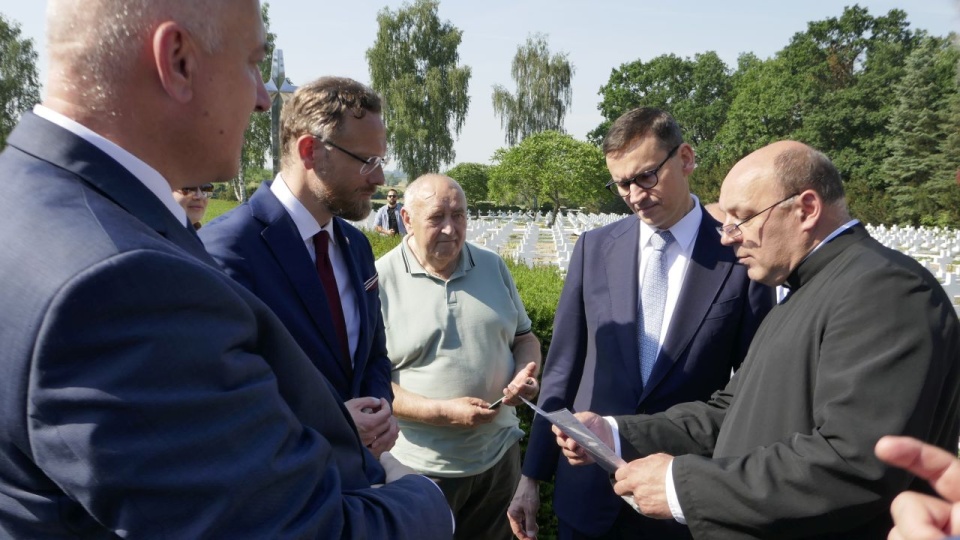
[783, 221, 863, 292]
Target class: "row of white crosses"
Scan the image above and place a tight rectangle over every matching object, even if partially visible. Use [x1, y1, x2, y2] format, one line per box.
[352, 214, 960, 314]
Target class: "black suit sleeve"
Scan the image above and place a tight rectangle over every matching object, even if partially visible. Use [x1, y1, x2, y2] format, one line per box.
[624, 259, 960, 539]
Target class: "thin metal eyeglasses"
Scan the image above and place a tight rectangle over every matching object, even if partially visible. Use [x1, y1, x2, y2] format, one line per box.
[315, 136, 389, 175]
[716, 193, 799, 239]
[604, 143, 681, 196]
[178, 183, 214, 198]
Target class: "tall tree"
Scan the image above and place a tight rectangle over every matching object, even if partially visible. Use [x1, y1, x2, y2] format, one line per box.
[443, 162, 490, 211]
[715, 6, 920, 222]
[589, 51, 735, 200]
[230, 2, 277, 202]
[786, 6, 916, 188]
[0, 13, 40, 148]
[882, 34, 960, 226]
[591, 52, 732, 150]
[492, 33, 574, 146]
[714, 57, 802, 166]
[367, 0, 471, 179]
[489, 131, 607, 224]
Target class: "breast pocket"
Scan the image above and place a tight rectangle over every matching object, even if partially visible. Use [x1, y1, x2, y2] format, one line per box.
[703, 297, 741, 321]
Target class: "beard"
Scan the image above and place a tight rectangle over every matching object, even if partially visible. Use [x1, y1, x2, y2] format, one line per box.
[331, 197, 373, 221]
[318, 185, 373, 221]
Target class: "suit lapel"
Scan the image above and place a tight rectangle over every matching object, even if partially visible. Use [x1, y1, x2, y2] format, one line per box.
[10, 112, 217, 266]
[251, 186, 350, 377]
[640, 206, 732, 402]
[601, 218, 644, 401]
[332, 219, 369, 384]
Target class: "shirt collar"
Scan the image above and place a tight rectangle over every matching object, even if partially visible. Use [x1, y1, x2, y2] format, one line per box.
[270, 173, 329, 241]
[400, 237, 475, 280]
[639, 194, 702, 250]
[34, 104, 187, 225]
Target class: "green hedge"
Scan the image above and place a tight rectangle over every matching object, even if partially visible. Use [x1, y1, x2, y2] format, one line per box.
[366, 232, 563, 539]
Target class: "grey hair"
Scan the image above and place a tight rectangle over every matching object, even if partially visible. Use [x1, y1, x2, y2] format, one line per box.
[403, 174, 464, 219]
[47, 0, 226, 113]
[774, 144, 845, 206]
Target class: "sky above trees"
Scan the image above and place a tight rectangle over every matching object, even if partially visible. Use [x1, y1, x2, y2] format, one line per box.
[2, 1, 957, 167]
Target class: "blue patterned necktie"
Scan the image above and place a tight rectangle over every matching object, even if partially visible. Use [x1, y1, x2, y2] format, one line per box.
[638, 230, 675, 388]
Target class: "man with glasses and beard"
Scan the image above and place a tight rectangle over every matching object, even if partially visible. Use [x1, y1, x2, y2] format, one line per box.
[509, 108, 773, 540]
[203, 76, 399, 461]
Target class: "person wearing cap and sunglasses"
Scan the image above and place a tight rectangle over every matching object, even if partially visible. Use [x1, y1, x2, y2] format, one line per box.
[374, 188, 406, 236]
[202, 76, 401, 465]
[172, 183, 213, 229]
[509, 107, 773, 540]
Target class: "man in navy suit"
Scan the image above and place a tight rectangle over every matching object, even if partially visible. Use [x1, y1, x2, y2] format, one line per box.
[202, 76, 399, 458]
[508, 108, 772, 540]
[0, 1, 450, 537]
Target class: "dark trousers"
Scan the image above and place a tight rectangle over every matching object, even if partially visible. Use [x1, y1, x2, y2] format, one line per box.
[558, 502, 693, 540]
[432, 442, 521, 540]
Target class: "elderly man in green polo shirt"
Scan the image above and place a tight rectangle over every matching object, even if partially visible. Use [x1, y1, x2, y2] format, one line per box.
[376, 173, 541, 540]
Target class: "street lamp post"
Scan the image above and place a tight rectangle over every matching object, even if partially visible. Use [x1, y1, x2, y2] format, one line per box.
[264, 48, 297, 174]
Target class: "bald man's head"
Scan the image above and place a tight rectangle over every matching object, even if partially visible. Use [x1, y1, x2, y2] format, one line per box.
[46, 0, 228, 113]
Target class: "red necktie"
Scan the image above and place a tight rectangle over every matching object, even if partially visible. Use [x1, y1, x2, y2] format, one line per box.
[313, 230, 352, 375]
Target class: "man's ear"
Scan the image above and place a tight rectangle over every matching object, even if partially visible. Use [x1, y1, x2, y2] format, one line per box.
[679, 143, 697, 175]
[796, 190, 822, 233]
[400, 207, 413, 233]
[153, 22, 196, 103]
[297, 135, 318, 170]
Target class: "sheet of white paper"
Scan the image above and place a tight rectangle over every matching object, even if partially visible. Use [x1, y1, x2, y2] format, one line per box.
[519, 396, 625, 474]
[520, 396, 641, 512]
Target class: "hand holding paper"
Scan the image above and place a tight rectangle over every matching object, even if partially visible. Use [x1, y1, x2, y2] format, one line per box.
[521, 397, 624, 473]
[521, 398, 642, 514]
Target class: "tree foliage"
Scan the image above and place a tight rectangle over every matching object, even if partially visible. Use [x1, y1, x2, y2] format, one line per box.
[229, 2, 277, 202]
[367, 0, 471, 180]
[0, 13, 40, 148]
[589, 51, 738, 201]
[586, 6, 960, 223]
[489, 131, 607, 224]
[443, 162, 490, 209]
[492, 33, 574, 146]
[881, 34, 960, 226]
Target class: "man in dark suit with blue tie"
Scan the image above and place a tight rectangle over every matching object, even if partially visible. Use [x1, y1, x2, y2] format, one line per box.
[202, 76, 399, 458]
[0, 1, 450, 537]
[508, 108, 772, 540]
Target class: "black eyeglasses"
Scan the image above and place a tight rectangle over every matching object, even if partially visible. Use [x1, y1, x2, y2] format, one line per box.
[178, 184, 214, 198]
[716, 193, 799, 239]
[605, 144, 681, 196]
[314, 136, 389, 176]
[387, 194, 398, 198]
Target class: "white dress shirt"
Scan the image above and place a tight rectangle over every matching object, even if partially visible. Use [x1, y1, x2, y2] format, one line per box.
[270, 174, 360, 363]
